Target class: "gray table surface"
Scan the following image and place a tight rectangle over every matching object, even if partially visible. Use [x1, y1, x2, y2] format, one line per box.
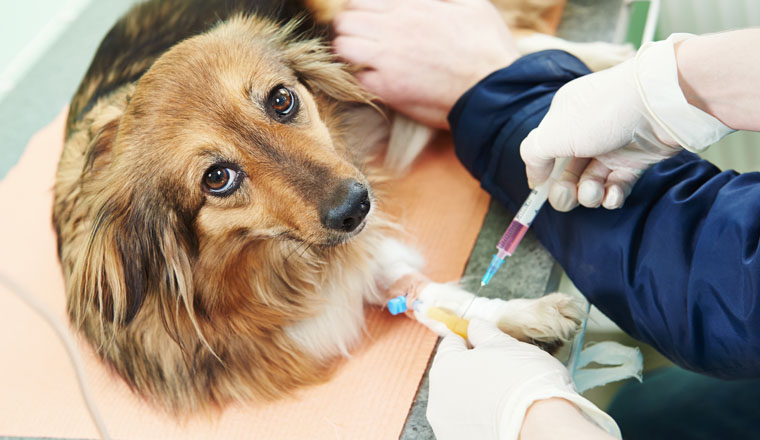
[0, 0, 623, 438]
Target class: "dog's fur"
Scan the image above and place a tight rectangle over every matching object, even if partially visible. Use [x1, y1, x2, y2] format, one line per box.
[54, 0, 623, 412]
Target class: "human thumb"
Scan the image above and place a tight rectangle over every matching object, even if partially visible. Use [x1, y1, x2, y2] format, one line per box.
[434, 332, 468, 361]
[521, 129, 555, 189]
[467, 319, 517, 348]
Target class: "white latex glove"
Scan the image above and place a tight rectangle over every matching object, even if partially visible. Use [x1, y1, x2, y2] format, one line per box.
[520, 34, 735, 211]
[427, 319, 620, 440]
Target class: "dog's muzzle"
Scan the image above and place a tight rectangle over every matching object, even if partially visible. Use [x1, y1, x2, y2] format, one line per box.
[319, 179, 371, 233]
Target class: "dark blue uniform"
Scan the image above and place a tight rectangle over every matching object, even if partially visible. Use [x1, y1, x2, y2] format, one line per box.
[449, 50, 760, 380]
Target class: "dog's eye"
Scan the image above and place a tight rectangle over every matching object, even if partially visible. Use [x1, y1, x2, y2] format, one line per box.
[267, 86, 298, 121]
[203, 165, 240, 196]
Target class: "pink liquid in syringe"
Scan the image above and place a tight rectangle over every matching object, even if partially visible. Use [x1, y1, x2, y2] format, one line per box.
[497, 220, 529, 256]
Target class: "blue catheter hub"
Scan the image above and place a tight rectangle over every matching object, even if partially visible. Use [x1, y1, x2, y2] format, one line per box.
[481, 254, 506, 286]
[387, 295, 408, 315]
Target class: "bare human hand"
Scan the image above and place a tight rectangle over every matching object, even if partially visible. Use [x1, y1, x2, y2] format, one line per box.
[334, 0, 520, 129]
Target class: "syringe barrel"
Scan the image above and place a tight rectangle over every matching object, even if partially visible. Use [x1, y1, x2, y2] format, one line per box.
[496, 158, 570, 256]
[513, 185, 550, 227]
[496, 220, 529, 256]
[513, 157, 570, 227]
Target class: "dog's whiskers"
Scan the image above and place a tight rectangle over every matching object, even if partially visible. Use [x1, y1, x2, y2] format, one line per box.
[284, 240, 307, 262]
[299, 243, 314, 260]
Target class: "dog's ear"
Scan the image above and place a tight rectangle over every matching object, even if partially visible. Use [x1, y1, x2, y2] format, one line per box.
[70, 188, 196, 330]
[282, 37, 375, 104]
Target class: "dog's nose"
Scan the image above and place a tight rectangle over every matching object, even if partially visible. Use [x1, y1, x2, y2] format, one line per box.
[320, 180, 370, 232]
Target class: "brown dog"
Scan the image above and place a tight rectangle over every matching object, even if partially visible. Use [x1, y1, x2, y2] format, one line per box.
[54, 0, 625, 412]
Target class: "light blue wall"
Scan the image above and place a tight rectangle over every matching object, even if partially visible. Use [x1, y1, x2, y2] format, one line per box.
[0, 0, 138, 179]
[0, 1, 74, 72]
[656, 0, 760, 172]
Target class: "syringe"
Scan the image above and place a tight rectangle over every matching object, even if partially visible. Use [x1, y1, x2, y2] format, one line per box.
[481, 157, 571, 286]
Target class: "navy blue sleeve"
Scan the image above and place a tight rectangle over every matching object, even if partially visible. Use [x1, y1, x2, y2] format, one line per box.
[450, 50, 760, 380]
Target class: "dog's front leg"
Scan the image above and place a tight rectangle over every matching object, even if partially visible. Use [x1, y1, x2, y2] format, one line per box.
[415, 283, 583, 351]
[368, 238, 473, 335]
[367, 238, 426, 305]
[371, 238, 583, 350]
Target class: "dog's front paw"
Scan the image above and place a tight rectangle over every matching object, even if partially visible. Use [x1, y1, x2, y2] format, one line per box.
[496, 293, 584, 353]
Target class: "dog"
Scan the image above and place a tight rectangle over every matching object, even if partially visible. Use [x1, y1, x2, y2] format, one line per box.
[54, 0, 625, 412]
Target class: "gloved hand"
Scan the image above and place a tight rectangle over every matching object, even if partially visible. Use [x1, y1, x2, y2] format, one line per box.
[520, 34, 735, 211]
[427, 319, 620, 440]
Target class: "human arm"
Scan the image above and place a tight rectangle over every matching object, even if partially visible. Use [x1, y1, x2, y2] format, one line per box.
[450, 50, 760, 379]
[520, 29, 760, 211]
[520, 398, 614, 440]
[333, 0, 520, 129]
[676, 29, 760, 132]
[427, 319, 619, 440]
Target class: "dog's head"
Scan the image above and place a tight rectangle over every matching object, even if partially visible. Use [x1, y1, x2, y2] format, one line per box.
[72, 16, 376, 330]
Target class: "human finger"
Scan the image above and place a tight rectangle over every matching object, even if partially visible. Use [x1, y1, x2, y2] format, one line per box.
[353, 69, 384, 95]
[344, 0, 390, 12]
[434, 333, 468, 361]
[547, 157, 587, 212]
[333, 10, 383, 40]
[602, 168, 638, 209]
[333, 36, 381, 68]
[521, 129, 555, 189]
[577, 159, 612, 208]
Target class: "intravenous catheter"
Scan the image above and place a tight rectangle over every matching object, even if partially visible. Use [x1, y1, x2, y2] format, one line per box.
[481, 158, 571, 286]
